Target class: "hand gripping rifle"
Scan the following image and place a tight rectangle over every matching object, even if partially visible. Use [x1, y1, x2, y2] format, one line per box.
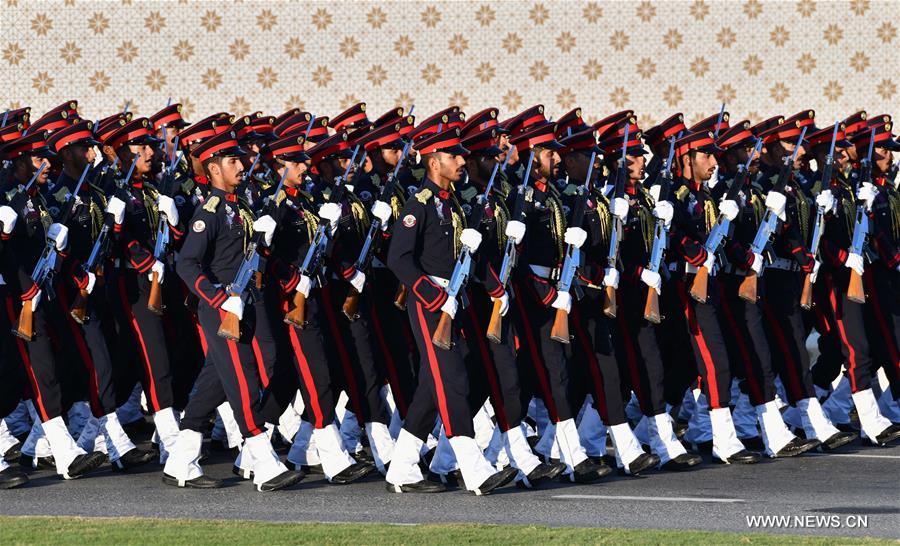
[285, 146, 360, 329]
[486, 149, 534, 343]
[70, 154, 138, 324]
[800, 122, 839, 310]
[147, 141, 183, 315]
[14, 164, 89, 340]
[643, 136, 677, 323]
[550, 156, 596, 343]
[847, 128, 877, 304]
[690, 138, 763, 303]
[217, 167, 289, 341]
[342, 140, 413, 320]
[739, 128, 807, 302]
[602, 126, 630, 318]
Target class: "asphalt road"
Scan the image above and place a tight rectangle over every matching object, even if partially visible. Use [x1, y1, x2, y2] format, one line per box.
[1, 437, 898, 539]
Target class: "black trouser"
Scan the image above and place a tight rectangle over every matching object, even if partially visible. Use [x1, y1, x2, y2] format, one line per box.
[716, 272, 777, 406]
[367, 267, 418, 419]
[402, 298, 475, 441]
[821, 268, 876, 393]
[110, 268, 174, 413]
[761, 269, 816, 404]
[162, 279, 205, 410]
[459, 283, 526, 432]
[864, 264, 900, 399]
[320, 281, 389, 426]
[510, 276, 574, 423]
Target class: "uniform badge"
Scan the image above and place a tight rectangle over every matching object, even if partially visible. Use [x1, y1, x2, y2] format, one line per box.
[174, 195, 185, 207]
[192, 220, 206, 232]
[562, 205, 571, 216]
[49, 206, 60, 218]
[360, 190, 372, 202]
[462, 203, 472, 215]
[402, 214, 416, 228]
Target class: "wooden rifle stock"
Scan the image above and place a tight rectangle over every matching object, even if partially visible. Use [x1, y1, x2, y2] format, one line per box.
[549, 307, 570, 344]
[284, 291, 307, 329]
[602, 285, 617, 318]
[342, 287, 361, 321]
[643, 288, 661, 324]
[738, 272, 758, 302]
[486, 298, 504, 344]
[217, 297, 241, 341]
[799, 273, 814, 310]
[689, 266, 709, 303]
[432, 311, 453, 350]
[13, 300, 33, 341]
[70, 288, 90, 324]
[847, 270, 865, 303]
[393, 284, 408, 310]
[147, 271, 163, 315]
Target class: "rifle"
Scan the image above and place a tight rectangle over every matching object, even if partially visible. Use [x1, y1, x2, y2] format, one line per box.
[550, 155, 596, 343]
[1, 110, 8, 128]
[342, 140, 413, 320]
[147, 146, 183, 315]
[643, 136, 677, 323]
[70, 155, 138, 323]
[602, 126, 630, 318]
[486, 149, 535, 343]
[800, 123, 839, 310]
[14, 164, 89, 340]
[285, 146, 360, 329]
[739, 128, 807, 302]
[847, 128, 876, 304]
[217, 167, 289, 341]
[690, 138, 763, 303]
[713, 103, 726, 139]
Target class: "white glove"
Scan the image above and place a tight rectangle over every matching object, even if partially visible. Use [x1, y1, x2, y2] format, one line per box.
[156, 195, 179, 226]
[0, 205, 17, 234]
[505, 220, 526, 245]
[764, 191, 787, 221]
[845, 252, 864, 277]
[564, 227, 587, 249]
[371, 200, 391, 229]
[297, 274, 312, 298]
[318, 202, 342, 229]
[603, 267, 619, 289]
[703, 250, 716, 273]
[652, 201, 674, 229]
[47, 223, 68, 251]
[491, 292, 509, 317]
[750, 252, 764, 275]
[221, 295, 244, 320]
[147, 260, 165, 284]
[84, 272, 96, 294]
[29, 288, 41, 311]
[106, 196, 126, 224]
[640, 269, 662, 295]
[810, 260, 821, 284]
[551, 291, 572, 314]
[349, 270, 366, 293]
[815, 189, 836, 213]
[440, 295, 458, 319]
[252, 214, 276, 247]
[610, 197, 629, 221]
[857, 182, 877, 212]
[460, 228, 483, 252]
[719, 199, 739, 222]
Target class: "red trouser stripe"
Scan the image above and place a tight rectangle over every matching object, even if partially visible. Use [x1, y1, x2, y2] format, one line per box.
[864, 271, 900, 365]
[677, 281, 721, 409]
[571, 303, 610, 424]
[414, 301, 454, 437]
[320, 285, 364, 419]
[513, 281, 560, 421]
[464, 301, 509, 431]
[117, 275, 161, 412]
[826, 277, 859, 392]
[287, 323, 324, 428]
[717, 282, 765, 404]
[5, 297, 49, 421]
[251, 337, 269, 388]
[369, 298, 408, 416]
[57, 285, 102, 416]
[761, 302, 804, 402]
[217, 309, 262, 436]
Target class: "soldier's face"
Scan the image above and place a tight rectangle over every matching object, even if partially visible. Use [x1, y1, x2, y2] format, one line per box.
[436, 152, 466, 183]
[277, 159, 308, 185]
[157, 126, 180, 151]
[336, 157, 356, 182]
[217, 156, 245, 188]
[380, 147, 402, 168]
[64, 145, 95, 172]
[17, 155, 50, 184]
[498, 136, 517, 164]
[627, 153, 645, 182]
[793, 144, 808, 169]
[688, 151, 717, 182]
[126, 144, 155, 175]
[536, 148, 559, 180]
[874, 145, 894, 173]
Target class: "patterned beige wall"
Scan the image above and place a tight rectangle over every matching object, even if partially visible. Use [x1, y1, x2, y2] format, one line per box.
[2, 0, 897, 127]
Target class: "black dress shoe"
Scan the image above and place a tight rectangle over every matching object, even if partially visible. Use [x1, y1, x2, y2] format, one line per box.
[258, 470, 305, 492]
[232, 465, 253, 480]
[522, 461, 567, 487]
[471, 466, 518, 496]
[835, 422, 859, 434]
[820, 431, 857, 451]
[874, 423, 900, 446]
[673, 421, 689, 439]
[435, 469, 464, 488]
[566, 459, 612, 483]
[386, 479, 446, 493]
[65, 451, 107, 479]
[162, 473, 223, 488]
[354, 450, 374, 465]
[4, 442, 22, 463]
[112, 448, 155, 471]
[740, 437, 765, 451]
[301, 463, 324, 474]
[774, 437, 820, 458]
[691, 440, 713, 455]
[724, 449, 761, 464]
[422, 446, 437, 466]
[625, 453, 660, 475]
[19, 454, 55, 471]
[329, 462, 374, 484]
[0, 467, 29, 489]
[661, 452, 702, 471]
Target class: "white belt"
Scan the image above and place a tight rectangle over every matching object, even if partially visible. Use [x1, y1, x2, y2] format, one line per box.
[428, 275, 449, 288]
[767, 257, 800, 272]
